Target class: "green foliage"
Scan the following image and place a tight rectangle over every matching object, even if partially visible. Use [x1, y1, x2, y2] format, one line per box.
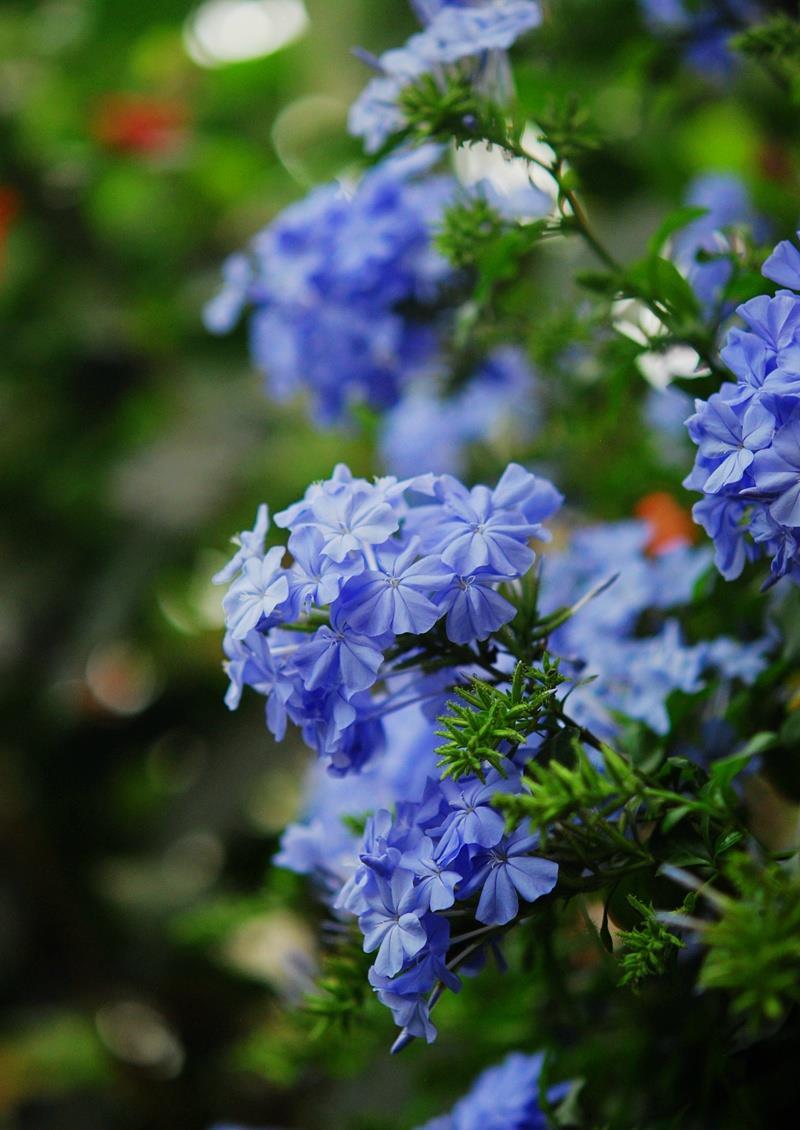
[436, 197, 554, 312]
[497, 732, 758, 892]
[437, 197, 508, 270]
[534, 94, 602, 162]
[304, 938, 375, 1037]
[436, 659, 566, 780]
[6, 0, 800, 1125]
[397, 74, 493, 146]
[733, 13, 800, 67]
[617, 895, 686, 989]
[732, 12, 800, 102]
[700, 856, 800, 1024]
[497, 739, 638, 837]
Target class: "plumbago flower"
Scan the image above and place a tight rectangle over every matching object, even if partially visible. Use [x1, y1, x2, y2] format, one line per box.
[215, 462, 566, 1044]
[349, 1, 542, 154]
[672, 173, 761, 314]
[539, 520, 771, 740]
[216, 461, 562, 776]
[348, 763, 558, 1044]
[415, 1050, 568, 1130]
[257, 483, 769, 1045]
[205, 146, 453, 425]
[685, 232, 800, 587]
[205, 143, 548, 430]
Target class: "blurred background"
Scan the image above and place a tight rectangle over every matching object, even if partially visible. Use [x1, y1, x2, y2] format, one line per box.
[1, 1, 798, 1127]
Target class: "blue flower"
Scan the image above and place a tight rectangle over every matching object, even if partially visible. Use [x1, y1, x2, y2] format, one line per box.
[368, 917, 456, 1044]
[222, 547, 289, 640]
[379, 347, 541, 479]
[285, 526, 362, 615]
[338, 540, 448, 635]
[428, 480, 539, 575]
[692, 495, 752, 581]
[218, 463, 560, 774]
[400, 834, 463, 911]
[763, 235, 800, 291]
[434, 568, 517, 644]
[213, 503, 270, 585]
[416, 1050, 566, 1130]
[489, 460, 563, 525]
[736, 292, 800, 369]
[360, 869, 429, 976]
[433, 775, 509, 860]
[349, 2, 541, 154]
[603, 621, 707, 736]
[205, 147, 456, 426]
[294, 608, 387, 697]
[752, 415, 800, 527]
[465, 829, 558, 926]
[276, 700, 440, 896]
[223, 629, 297, 739]
[685, 390, 774, 494]
[282, 481, 399, 563]
[540, 520, 768, 737]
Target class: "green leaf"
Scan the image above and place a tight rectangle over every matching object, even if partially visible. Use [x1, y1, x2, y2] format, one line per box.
[647, 206, 709, 257]
[709, 749, 758, 793]
[624, 255, 700, 321]
[660, 804, 693, 834]
[715, 830, 745, 856]
[575, 269, 618, 295]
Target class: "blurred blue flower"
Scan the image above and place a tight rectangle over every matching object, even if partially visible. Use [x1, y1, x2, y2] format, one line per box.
[206, 146, 455, 425]
[673, 173, 761, 312]
[416, 1050, 566, 1129]
[380, 346, 542, 478]
[641, 0, 760, 76]
[540, 519, 770, 737]
[349, 2, 541, 154]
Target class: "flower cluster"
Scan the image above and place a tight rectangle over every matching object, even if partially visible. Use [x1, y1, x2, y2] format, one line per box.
[416, 1050, 566, 1130]
[338, 758, 559, 1044]
[349, 1, 541, 154]
[217, 461, 562, 775]
[206, 140, 547, 431]
[685, 233, 800, 587]
[540, 520, 770, 738]
[265, 478, 769, 1042]
[205, 146, 455, 425]
[379, 346, 540, 477]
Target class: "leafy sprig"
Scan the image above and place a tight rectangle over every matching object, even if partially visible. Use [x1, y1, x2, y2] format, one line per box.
[303, 937, 374, 1037]
[617, 894, 687, 989]
[700, 856, 800, 1024]
[436, 659, 566, 780]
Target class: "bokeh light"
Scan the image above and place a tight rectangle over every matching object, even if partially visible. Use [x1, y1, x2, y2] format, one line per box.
[183, 0, 309, 68]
